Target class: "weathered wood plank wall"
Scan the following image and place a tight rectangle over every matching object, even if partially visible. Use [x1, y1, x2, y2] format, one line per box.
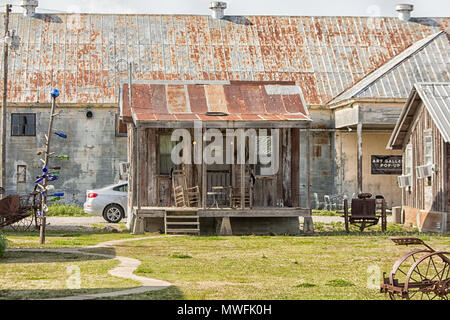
[404, 104, 447, 212]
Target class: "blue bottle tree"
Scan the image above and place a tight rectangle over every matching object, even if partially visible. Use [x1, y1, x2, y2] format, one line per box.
[35, 89, 69, 244]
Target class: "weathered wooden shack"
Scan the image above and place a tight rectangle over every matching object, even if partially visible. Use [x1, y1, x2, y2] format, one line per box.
[388, 83, 450, 232]
[121, 81, 314, 235]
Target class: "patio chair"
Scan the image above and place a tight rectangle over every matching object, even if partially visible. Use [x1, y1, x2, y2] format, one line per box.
[323, 195, 331, 211]
[171, 170, 200, 207]
[230, 170, 255, 208]
[313, 193, 324, 210]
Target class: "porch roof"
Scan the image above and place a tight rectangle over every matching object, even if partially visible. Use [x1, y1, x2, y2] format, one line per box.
[120, 81, 311, 126]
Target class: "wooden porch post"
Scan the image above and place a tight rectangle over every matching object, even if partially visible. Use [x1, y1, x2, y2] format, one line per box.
[132, 126, 144, 235]
[306, 127, 311, 210]
[241, 163, 245, 210]
[202, 126, 207, 209]
[291, 128, 300, 207]
[303, 125, 314, 234]
[137, 127, 141, 211]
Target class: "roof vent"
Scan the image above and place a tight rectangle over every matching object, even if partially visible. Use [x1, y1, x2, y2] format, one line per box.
[396, 3, 414, 21]
[209, 1, 227, 19]
[21, 0, 39, 17]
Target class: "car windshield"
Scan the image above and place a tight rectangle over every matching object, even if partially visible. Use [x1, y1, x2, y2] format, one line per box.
[113, 184, 128, 192]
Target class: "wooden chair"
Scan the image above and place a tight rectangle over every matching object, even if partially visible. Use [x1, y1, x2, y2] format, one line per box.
[171, 170, 200, 207]
[230, 169, 255, 208]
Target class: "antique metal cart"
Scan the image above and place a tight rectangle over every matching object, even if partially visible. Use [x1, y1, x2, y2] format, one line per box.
[0, 191, 42, 232]
[342, 193, 387, 232]
[380, 237, 449, 300]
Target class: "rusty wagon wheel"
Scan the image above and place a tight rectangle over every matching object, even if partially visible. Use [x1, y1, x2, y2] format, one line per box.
[385, 249, 433, 300]
[404, 251, 449, 300]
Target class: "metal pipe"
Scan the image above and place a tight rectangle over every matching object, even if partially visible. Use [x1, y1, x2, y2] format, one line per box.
[1, 4, 11, 198]
[357, 121, 363, 194]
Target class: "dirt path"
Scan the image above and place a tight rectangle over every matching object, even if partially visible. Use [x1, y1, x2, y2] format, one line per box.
[7, 236, 172, 300]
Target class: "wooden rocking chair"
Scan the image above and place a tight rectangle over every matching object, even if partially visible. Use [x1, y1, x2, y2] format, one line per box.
[172, 170, 200, 207]
[230, 169, 255, 208]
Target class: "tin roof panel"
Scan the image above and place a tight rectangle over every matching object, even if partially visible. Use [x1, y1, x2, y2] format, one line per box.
[122, 82, 311, 123]
[1, 13, 448, 105]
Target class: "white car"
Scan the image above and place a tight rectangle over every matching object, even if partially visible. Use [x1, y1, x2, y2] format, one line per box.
[83, 181, 128, 223]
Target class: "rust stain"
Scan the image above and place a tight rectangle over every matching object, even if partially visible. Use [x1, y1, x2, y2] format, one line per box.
[1, 13, 448, 105]
[122, 83, 311, 123]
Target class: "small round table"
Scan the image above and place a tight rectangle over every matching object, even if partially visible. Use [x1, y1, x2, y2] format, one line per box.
[207, 186, 227, 208]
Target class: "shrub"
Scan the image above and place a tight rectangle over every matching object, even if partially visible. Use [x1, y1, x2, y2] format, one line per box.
[47, 204, 87, 217]
[0, 230, 6, 258]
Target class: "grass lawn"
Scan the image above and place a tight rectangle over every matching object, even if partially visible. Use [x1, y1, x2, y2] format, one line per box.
[2, 229, 148, 249]
[1, 223, 449, 300]
[0, 251, 140, 300]
[106, 223, 449, 300]
[312, 210, 342, 216]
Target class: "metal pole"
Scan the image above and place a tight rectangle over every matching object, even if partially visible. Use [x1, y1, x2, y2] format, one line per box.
[1, 4, 11, 198]
[39, 96, 57, 244]
[357, 121, 363, 194]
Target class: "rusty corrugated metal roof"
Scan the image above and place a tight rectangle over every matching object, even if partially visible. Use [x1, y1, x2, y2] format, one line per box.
[121, 82, 311, 124]
[1, 14, 449, 105]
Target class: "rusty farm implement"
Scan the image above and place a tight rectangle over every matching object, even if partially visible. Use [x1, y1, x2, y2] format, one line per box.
[380, 237, 449, 300]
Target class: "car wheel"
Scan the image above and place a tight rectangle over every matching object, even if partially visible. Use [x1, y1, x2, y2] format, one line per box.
[103, 204, 124, 223]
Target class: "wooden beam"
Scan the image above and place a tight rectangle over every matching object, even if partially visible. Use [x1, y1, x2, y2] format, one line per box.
[306, 126, 311, 210]
[129, 125, 137, 210]
[291, 128, 300, 207]
[202, 127, 207, 209]
[240, 164, 245, 210]
[148, 128, 157, 206]
[276, 129, 283, 205]
[137, 120, 311, 129]
[136, 127, 141, 211]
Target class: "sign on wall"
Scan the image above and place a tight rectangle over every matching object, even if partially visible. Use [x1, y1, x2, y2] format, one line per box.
[371, 155, 402, 175]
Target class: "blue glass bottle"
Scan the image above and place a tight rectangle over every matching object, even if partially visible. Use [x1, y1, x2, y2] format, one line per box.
[54, 132, 67, 139]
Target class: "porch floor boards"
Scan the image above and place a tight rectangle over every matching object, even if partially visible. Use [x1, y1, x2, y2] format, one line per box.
[135, 206, 311, 218]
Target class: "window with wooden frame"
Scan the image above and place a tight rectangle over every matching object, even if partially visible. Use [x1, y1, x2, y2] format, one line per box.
[17, 165, 26, 183]
[424, 134, 433, 165]
[405, 144, 413, 176]
[424, 133, 433, 185]
[11, 113, 36, 136]
[255, 134, 273, 176]
[159, 134, 177, 175]
[115, 114, 127, 137]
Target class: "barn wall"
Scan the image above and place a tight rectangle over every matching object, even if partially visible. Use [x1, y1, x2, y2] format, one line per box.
[402, 103, 447, 213]
[447, 142, 450, 212]
[7, 105, 127, 204]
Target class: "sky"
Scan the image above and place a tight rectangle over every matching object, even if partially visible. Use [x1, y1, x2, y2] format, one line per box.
[5, 0, 449, 17]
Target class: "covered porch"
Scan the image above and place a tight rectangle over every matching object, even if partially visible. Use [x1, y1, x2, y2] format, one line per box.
[121, 81, 314, 235]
